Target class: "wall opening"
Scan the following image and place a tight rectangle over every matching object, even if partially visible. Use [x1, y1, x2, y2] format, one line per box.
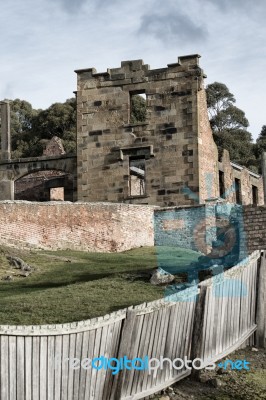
[14, 170, 74, 201]
[219, 171, 225, 198]
[235, 178, 242, 204]
[129, 157, 146, 197]
[130, 91, 147, 124]
[50, 187, 64, 201]
[252, 185, 258, 206]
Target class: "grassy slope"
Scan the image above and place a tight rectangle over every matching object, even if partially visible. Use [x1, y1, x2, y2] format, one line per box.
[0, 246, 200, 325]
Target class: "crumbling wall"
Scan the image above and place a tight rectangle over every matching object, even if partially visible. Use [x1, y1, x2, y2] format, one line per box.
[197, 89, 219, 201]
[219, 150, 264, 205]
[0, 202, 155, 252]
[76, 55, 217, 207]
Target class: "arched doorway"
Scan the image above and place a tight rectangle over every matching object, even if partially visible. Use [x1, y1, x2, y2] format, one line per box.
[14, 170, 75, 201]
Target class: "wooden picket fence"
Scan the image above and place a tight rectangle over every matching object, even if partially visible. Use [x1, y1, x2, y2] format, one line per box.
[0, 250, 265, 400]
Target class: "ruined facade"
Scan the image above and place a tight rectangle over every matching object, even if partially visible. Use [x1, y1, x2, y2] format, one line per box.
[75, 55, 264, 207]
[75, 55, 219, 206]
[0, 55, 264, 206]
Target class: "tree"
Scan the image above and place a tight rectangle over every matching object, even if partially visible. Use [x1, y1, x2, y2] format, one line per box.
[130, 94, 146, 123]
[9, 99, 40, 158]
[32, 98, 76, 154]
[256, 125, 266, 153]
[8, 98, 76, 158]
[206, 82, 256, 169]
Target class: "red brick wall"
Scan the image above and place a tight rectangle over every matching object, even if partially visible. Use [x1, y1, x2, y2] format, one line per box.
[0, 202, 156, 252]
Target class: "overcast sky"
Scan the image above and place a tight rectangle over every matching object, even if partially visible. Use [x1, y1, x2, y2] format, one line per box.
[1, 0, 265, 139]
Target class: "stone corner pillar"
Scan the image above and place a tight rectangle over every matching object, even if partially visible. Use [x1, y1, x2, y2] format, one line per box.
[262, 152, 266, 204]
[0, 100, 11, 160]
[0, 180, 14, 200]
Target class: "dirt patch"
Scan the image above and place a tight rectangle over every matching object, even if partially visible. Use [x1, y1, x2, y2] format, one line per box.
[155, 347, 266, 400]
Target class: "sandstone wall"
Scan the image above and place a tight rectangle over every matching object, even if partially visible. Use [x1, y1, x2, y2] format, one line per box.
[76, 55, 212, 207]
[219, 150, 264, 205]
[0, 202, 156, 252]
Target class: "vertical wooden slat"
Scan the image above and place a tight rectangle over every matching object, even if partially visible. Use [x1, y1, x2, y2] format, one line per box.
[78, 331, 89, 400]
[9, 336, 17, 400]
[95, 325, 109, 400]
[190, 284, 207, 380]
[103, 320, 122, 400]
[32, 336, 40, 400]
[256, 252, 266, 348]
[25, 336, 32, 400]
[84, 329, 96, 400]
[125, 313, 145, 397]
[73, 332, 83, 400]
[54, 335, 63, 400]
[111, 310, 137, 400]
[61, 335, 70, 400]
[17, 336, 25, 400]
[140, 309, 159, 392]
[90, 327, 102, 400]
[47, 336, 55, 400]
[67, 334, 76, 400]
[162, 302, 180, 383]
[1, 336, 9, 400]
[40, 336, 48, 400]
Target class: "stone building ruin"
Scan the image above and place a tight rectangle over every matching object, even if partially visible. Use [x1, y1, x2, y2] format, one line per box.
[0, 55, 265, 206]
[75, 55, 264, 206]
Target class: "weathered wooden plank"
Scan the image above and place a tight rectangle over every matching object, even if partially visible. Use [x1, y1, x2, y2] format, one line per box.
[73, 332, 83, 400]
[40, 336, 48, 400]
[162, 302, 180, 384]
[125, 313, 145, 397]
[0, 336, 9, 400]
[32, 336, 40, 400]
[111, 309, 137, 400]
[17, 336, 25, 400]
[155, 305, 171, 388]
[0, 312, 126, 336]
[256, 251, 266, 348]
[95, 324, 109, 400]
[54, 335, 63, 400]
[67, 334, 76, 400]
[102, 320, 122, 400]
[25, 336, 32, 400]
[90, 326, 102, 400]
[78, 330, 89, 400]
[9, 335, 17, 400]
[61, 334, 70, 400]
[47, 335, 55, 400]
[84, 329, 96, 400]
[190, 285, 207, 380]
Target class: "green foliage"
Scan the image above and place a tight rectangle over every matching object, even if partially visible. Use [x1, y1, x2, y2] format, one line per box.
[8, 98, 76, 158]
[206, 82, 256, 169]
[256, 125, 266, 155]
[130, 94, 147, 123]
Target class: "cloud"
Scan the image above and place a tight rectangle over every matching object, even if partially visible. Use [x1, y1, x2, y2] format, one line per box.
[139, 12, 208, 43]
[205, 0, 266, 13]
[56, 0, 87, 13]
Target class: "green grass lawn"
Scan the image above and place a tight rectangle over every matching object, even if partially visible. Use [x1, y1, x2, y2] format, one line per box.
[0, 245, 200, 325]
